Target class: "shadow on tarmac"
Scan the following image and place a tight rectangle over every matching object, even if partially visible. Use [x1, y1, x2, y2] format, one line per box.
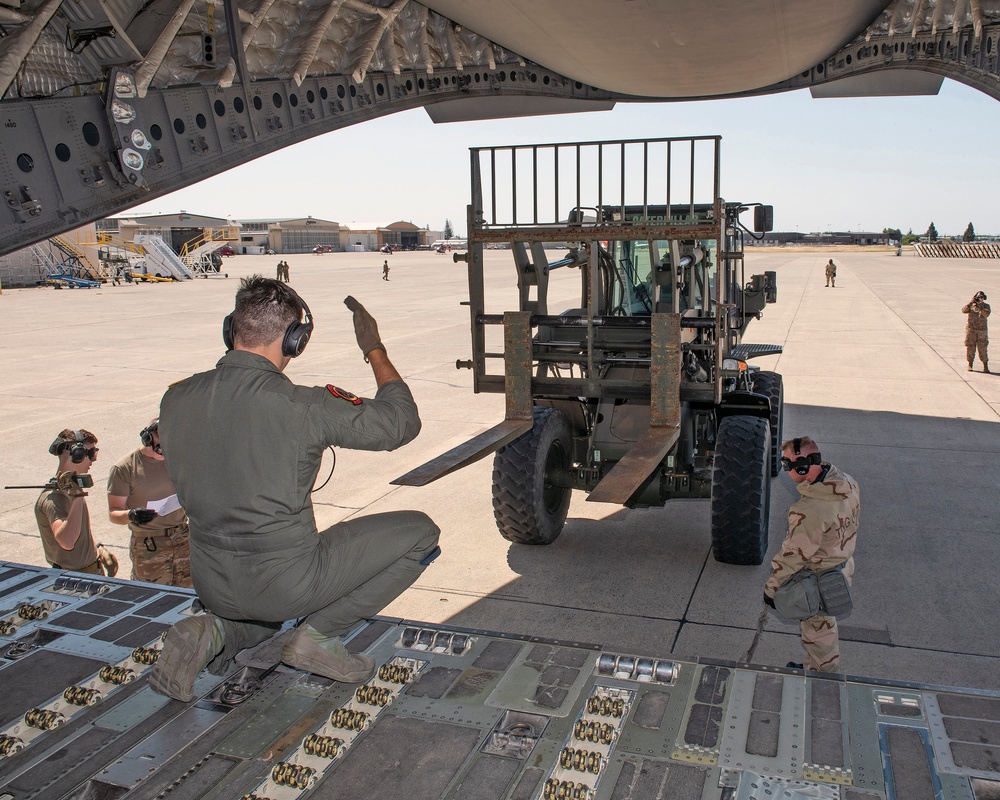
[433, 403, 1000, 691]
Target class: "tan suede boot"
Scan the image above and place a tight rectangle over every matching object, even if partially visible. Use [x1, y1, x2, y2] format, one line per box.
[281, 626, 376, 683]
[150, 614, 224, 702]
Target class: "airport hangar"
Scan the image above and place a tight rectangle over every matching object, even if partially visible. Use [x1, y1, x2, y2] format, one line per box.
[2, 0, 1000, 257]
[96, 214, 440, 254]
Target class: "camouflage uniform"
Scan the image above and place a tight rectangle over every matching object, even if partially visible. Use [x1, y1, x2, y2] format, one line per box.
[962, 299, 990, 371]
[765, 463, 860, 672]
[824, 260, 836, 287]
[108, 450, 192, 587]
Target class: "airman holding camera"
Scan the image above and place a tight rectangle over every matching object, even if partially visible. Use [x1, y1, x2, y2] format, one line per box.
[962, 291, 990, 373]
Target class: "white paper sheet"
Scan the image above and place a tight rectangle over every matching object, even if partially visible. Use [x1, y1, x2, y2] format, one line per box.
[147, 494, 182, 516]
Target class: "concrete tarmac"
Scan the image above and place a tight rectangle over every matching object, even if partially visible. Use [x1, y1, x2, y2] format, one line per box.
[1, 249, 998, 690]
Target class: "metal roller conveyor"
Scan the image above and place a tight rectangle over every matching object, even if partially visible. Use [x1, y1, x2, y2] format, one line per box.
[1, 561, 1000, 799]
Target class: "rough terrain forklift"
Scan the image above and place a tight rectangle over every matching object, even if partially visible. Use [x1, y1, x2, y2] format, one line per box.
[395, 136, 782, 565]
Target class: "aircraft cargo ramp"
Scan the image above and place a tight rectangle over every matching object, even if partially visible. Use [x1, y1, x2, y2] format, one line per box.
[2, 563, 1000, 800]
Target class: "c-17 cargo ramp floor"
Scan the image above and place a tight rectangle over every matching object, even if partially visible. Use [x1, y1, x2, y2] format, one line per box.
[1, 562, 1000, 800]
[1, 249, 999, 799]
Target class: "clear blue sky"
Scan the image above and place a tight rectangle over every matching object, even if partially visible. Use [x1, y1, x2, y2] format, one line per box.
[128, 78, 999, 238]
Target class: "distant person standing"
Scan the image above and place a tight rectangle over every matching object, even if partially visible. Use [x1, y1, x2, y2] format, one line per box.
[382, 260, 390, 281]
[963, 291, 990, 372]
[281, 260, 291, 283]
[107, 418, 192, 587]
[825, 259, 837, 288]
[276, 260, 283, 281]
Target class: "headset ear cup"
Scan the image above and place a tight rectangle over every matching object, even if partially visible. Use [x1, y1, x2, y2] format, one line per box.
[68, 430, 87, 463]
[281, 320, 313, 358]
[223, 314, 235, 350]
[139, 428, 152, 447]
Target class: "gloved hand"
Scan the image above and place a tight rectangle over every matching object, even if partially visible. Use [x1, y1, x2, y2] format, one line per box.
[95, 544, 118, 577]
[128, 508, 158, 525]
[344, 296, 385, 357]
[56, 471, 87, 498]
[763, 593, 775, 609]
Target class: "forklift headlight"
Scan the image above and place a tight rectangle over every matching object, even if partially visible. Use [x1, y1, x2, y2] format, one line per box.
[721, 358, 747, 372]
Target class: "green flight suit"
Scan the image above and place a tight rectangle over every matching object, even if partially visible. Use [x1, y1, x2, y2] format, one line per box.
[159, 350, 439, 671]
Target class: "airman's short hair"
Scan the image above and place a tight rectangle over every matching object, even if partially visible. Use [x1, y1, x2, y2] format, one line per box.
[55, 428, 98, 446]
[780, 435, 818, 453]
[231, 275, 305, 349]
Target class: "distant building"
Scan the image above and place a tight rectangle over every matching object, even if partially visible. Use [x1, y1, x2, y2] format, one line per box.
[261, 217, 345, 254]
[747, 231, 894, 246]
[344, 221, 441, 251]
[112, 213, 237, 253]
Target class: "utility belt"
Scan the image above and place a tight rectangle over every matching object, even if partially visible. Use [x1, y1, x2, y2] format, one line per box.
[138, 524, 189, 552]
[772, 563, 853, 620]
[50, 559, 101, 574]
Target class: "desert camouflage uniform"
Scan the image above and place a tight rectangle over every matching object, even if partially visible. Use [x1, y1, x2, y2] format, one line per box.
[962, 299, 990, 370]
[108, 450, 192, 587]
[825, 260, 836, 287]
[765, 463, 860, 672]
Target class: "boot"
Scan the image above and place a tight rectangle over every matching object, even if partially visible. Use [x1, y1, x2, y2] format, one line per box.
[985, 364, 991, 373]
[150, 614, 224, 701]
[281, 625, 376, 683]
[968, 363, 975, 371]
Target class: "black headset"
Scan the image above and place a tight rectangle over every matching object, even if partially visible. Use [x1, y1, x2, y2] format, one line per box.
[781, 437, 823, 475]
[139, 420, 159, 448]
[49, 430, 88, 464]
[223, 295, 313, 358]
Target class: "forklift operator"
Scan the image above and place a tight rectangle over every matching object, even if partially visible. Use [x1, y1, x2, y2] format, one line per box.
[150, 276, 440, 702]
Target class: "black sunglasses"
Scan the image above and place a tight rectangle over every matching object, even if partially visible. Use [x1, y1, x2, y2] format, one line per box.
[780, 453, 820, 474]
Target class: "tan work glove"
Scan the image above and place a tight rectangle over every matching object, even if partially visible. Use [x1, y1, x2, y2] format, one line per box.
[344, 296, 385, 358]
[56, 471, 88, 498]
[95, 544, 118, 577]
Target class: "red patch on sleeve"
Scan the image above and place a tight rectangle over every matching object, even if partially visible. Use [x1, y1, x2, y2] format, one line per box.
[327, 384, 362, 405]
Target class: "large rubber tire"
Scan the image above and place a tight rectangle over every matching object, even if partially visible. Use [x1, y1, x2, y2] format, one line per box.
[752, 371, 784, 477]
[492, 407, 572, 545]
[710, 415, 771, 565]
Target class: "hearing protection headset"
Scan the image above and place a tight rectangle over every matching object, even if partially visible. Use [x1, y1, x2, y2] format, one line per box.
[780, 437, 822, 475]
[48, 430, 89, 464]
[139, 420, 159, 448]
[222, 295, 313, 358]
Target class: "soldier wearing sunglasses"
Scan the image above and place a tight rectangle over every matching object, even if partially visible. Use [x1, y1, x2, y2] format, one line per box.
[35, 428, 117, 577]
[764, 436, 860, 672]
